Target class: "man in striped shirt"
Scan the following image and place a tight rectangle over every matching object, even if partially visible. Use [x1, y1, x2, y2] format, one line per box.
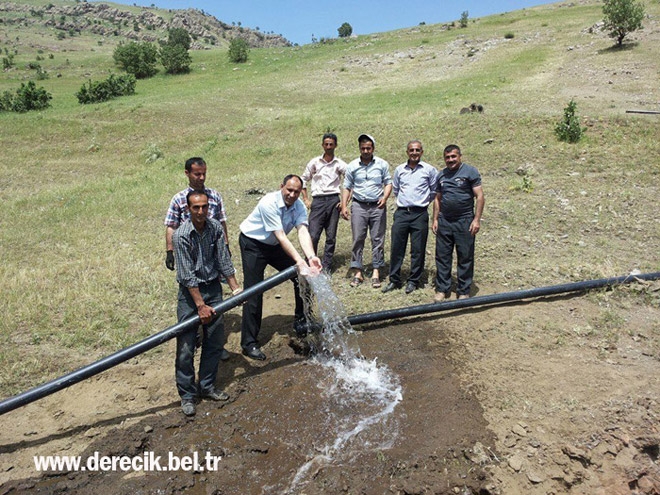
[173, 190, 242, 416]
[301, 133, 347, 273]
[164, 157, 228, 271]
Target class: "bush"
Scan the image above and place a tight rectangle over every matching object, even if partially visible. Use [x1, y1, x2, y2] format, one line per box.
[0, 81, 52, 112]
[159, 27, 192, 74]
[504, 32, 515, 39]
[227, 38, 249, 63]
[554, 99, 584, 143]
[603, 0, 645, 46]
[2, 52, 14, 70]
[337, 22, 352, 38]
[460, 11, 469, 28]
[113, 41, 158, 79]
[75, 73, 136, 104]
[159, 43, 191, 74]
[165, 27, 191, 50]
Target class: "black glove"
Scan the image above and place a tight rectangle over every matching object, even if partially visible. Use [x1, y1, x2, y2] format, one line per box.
[165, 250, 175, 271]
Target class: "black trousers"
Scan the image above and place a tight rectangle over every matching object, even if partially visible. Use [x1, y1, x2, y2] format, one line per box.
[308, 194, 341, 271]
[239, 233, 303, 350]
[434, 215, 475, 296]
[388, 207, 429, 286]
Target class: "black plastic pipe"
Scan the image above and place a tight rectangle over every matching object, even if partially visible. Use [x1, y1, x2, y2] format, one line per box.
[2, 270, 657, 415]
[348, 272, 660, 326]
[0, 265, 298, 416]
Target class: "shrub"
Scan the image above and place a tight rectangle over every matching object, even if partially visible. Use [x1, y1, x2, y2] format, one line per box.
[554, 99, 584, 143]
[603, 0, 645, 46]
[159, 43, 191, 74]
[2, 52, 14, 70]
[337, 22, 352, 38]
[0, 81, 52, 112]
[504, 32, 515, 39]
[36, 66, 49, 80]
[227, 38, 249, 63]
[75, 74, 136, 104]
[113, 41, 158, 79]
[165, 27, 191, 50]
[159, 28, 192, 75]
[460, 11, 469, 28]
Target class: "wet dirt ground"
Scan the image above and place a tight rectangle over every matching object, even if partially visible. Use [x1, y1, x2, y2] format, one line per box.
[1, 281, 659, 495]
[0, 297, 494, 495]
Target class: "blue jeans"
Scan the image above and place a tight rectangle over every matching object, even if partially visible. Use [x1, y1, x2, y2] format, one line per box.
[175, 281, 225, 401]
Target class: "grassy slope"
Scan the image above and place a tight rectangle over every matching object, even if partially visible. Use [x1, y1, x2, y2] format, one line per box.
[0, 0, 658, 395]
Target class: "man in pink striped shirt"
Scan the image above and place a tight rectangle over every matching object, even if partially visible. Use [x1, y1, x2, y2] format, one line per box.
[301, 133, 347, 273]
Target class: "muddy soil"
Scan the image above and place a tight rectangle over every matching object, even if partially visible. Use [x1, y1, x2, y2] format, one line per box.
[2, 280, 660, 495]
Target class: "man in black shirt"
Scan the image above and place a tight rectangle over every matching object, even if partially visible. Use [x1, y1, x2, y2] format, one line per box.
[432, 145, 485, 301]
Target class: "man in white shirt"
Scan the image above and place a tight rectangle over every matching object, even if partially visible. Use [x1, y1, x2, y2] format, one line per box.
[301, 133, 347, 273]
[238, 175, 322, 361]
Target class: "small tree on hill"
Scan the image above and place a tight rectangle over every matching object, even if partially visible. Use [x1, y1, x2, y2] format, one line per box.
[228, 38, 249, 63]
[159, 28, 192, 74]
[166, 27, 191, 50]
[338, 22, 352, 38]
[113, 41, 158, 79]
[603, 0, 645, 46]
[460, 11, 469, 28]
[160, 44, 192, 74]
[555, 99, 584, 143]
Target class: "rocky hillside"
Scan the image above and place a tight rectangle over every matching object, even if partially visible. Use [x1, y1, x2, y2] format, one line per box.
[0, 1, 292, 49]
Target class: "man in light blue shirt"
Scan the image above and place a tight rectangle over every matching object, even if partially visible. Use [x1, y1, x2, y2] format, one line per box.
[382, 140, 437, 294]
[340, 134, 392, 288]
[238, 175, 322, 360]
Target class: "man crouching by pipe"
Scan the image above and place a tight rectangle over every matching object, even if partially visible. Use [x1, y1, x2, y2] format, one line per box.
[172, 189, 243, 417]
[238, 174, 323, 362]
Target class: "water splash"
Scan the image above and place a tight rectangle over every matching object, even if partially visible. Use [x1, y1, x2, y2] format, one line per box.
[286, 272, 403, 492]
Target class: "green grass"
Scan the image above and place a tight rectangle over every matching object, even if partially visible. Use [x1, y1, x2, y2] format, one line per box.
[0, 0, 659, 395]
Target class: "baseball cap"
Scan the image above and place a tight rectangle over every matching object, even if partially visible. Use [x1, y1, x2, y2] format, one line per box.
[358, 134, 375, 147]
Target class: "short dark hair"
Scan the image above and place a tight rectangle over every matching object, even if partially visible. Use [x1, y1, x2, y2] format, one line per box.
[186, 189, 208, 205]
[282, 174, 303, 187]
[443, 144, 461, 155]
[322, 132, 338, 144]
[185, 157, 206, 173]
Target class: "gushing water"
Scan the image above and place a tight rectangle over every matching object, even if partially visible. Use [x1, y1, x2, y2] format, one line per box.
[285, 272, 403, 492]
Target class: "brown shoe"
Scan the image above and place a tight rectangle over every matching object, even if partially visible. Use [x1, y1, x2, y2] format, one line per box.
[434, 292, 446, 302]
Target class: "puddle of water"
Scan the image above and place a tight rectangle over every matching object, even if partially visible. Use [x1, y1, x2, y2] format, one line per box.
[285, 272, 403, 493]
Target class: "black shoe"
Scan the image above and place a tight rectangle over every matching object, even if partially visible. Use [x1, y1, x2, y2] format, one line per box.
[242, 346, 266, 361]
[405, 282, 417, 294]
[293, 318, 309, 338]
[381, 282, 401, 293]
[220, 348, 230, 361]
